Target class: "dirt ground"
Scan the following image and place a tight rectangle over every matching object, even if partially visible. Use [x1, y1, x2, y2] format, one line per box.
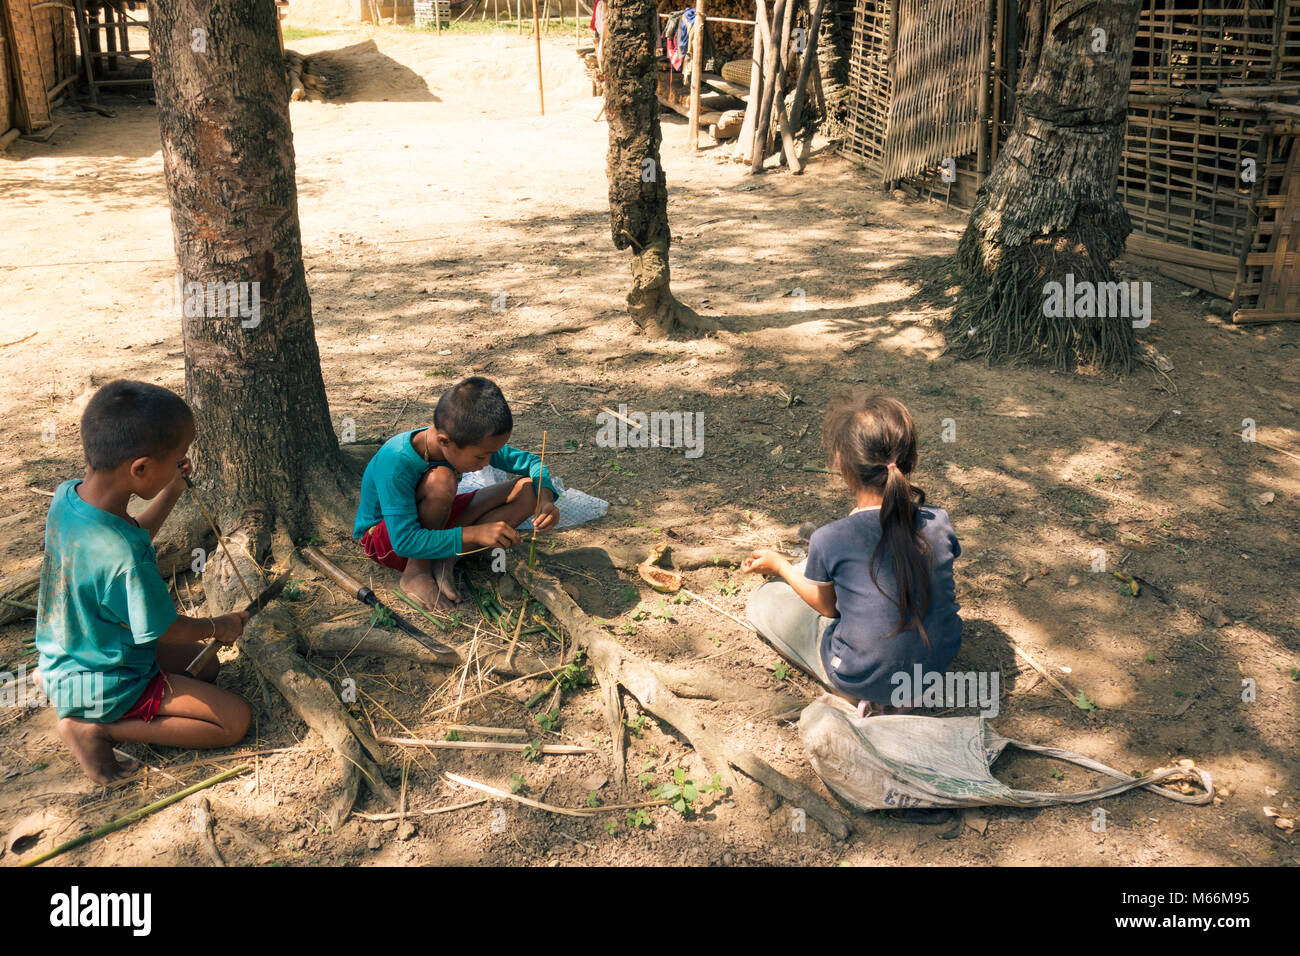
[1, 26, 1297, 868]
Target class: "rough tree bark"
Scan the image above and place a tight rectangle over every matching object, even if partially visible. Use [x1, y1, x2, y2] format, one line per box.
[815, 0, 852, 136]
[953, 0, 1142, 371]
[602, 0, 717, 337]
[148, 0, 402, 825]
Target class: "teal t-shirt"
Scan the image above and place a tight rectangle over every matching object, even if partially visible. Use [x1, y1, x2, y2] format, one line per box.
[353, 428, 557, 561]
[34, 481, 179, 722]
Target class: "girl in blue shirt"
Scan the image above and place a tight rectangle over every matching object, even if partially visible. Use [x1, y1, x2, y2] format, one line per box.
[741, 393, 962, 713]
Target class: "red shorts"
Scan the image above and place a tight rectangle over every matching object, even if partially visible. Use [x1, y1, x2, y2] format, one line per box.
[122, 670, 169, 722]
[361, 491, 476, 572]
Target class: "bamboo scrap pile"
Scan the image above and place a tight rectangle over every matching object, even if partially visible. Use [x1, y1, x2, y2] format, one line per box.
[733, 0, 827, 173]
[283, 50, 345, 102]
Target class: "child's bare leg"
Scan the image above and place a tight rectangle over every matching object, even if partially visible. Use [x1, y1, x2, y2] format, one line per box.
[58, 718, 136, 785]
[108, 674, 251, 750]
[453, 478, 538, 532]
[409, 468, 459, 607]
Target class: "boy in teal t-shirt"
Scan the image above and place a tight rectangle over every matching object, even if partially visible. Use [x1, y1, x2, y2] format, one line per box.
[355, 376, 560, 609]
[35, 380, 252, 785]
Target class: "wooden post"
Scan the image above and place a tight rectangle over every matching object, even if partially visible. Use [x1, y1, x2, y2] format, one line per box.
[764, 0, 793, 161]
[734, 0, 763, 163]
[104, 4, 118, 72]
[533, 0, 544, 114]
[788, 0, 826, 135]
[517, 0, 522, 34]
[750, 0, 783, 172]
[687, 0, 706, 148]
[991, 0, 1004, 162]
[975, 0, 994, 181]
[435, 0, 442, 34]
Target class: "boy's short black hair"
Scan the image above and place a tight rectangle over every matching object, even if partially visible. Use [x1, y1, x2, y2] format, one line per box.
[81, 380, 195, 471]
[433, 377, 512, 447]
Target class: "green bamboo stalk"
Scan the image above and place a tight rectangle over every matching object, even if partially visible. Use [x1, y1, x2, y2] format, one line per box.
[19, 764, 249, 867]
[392, 590, 450, 631]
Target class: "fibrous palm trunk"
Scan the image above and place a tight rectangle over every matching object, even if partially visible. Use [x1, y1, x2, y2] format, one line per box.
[954, 0, 1142, 371]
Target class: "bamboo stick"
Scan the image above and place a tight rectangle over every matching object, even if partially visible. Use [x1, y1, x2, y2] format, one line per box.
[533, 0, 544, 114]
[380, 736, 594, 754]
[19, 765, 249, 866]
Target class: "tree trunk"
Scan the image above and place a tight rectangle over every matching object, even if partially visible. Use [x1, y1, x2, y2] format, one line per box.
[602, 0, 717, 336]
[149, 0, 353, 533]
[815, 0, 851, 136]
[953, 0, 1141, 371]
[148, 0, 397, 825]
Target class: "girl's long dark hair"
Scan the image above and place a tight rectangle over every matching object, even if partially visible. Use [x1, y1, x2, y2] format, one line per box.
[823, 393, 932, 644]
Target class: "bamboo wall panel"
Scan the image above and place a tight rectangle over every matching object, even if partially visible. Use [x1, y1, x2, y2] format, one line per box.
[880, 0, 988, 179]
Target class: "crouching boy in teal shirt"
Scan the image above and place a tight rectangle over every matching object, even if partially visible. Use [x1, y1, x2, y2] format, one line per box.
[354, 376, 560, 609]
[35, 380, 251, 785]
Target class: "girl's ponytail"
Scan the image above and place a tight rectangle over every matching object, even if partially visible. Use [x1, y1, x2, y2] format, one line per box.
[824, 393, 933, 645]
[876, 459, 931, 646]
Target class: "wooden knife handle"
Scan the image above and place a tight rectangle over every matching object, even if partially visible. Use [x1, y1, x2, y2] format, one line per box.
[186, 639, 221, 677]
[301, 546, 367, 597]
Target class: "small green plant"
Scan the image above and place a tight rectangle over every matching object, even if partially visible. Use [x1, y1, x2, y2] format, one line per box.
[713, 580, 739, 597]
[671, 592, 691, 605]
[773, 661, 790, 681]
[587, 791, 602, 808]
[655, 600, 675, 621]
[1172, 689, 1186, 698]
[509, 773, 527, 794]
[522, 739, 543, 761]
[626, 809, 653, 829]
[1075, 692, 1097, 713]
[445, 730, 464, 742]
[558, 653, 591, 691]
[1288, 668, 1300, 682]
[1049, 769, 1064, 781]
[706, 633, 722, 647]
[1144, 652, 1155, 663]
[369, 605, 397, 629]
[1130, 769, 1150, 779]
[621, 623, 636, 635]
[603, 819, 619, 835]
[630, 604, 648, 621]
[625, 713, 648, 738]
[534, 708, 560, 732]
[282, 580, 302, 601]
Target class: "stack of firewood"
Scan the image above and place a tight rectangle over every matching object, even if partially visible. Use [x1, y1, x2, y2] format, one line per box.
[283, 50, 345, 102]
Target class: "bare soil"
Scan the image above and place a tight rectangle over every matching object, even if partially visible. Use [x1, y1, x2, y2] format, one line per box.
[0, 27, 1297, 867]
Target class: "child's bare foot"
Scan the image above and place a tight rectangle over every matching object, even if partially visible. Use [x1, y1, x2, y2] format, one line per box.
[399, 567, 446, 612]
[431, 557, 463, 606]
[57, 717, 137, 786]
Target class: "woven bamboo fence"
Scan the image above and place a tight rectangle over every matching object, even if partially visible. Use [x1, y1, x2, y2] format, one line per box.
[839, 0, 1300, 321]
[881, 0, 987, 179]
[841, 0, 893, 172]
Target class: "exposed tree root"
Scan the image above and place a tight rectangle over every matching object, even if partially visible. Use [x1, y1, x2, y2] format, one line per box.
[628, 242, 720, 338]
[301, 621, 456, 666]
[548, 533, 801, 578]
[514, 563, 852, 839]
[950, 234, 1137, 373]
[203, 510, 396, 828]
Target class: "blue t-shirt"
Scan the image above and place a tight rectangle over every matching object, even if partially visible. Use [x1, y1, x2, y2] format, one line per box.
[804, 506, 962, 703]
[35, 481, 179, 722]
[353, 428, 557, 561]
